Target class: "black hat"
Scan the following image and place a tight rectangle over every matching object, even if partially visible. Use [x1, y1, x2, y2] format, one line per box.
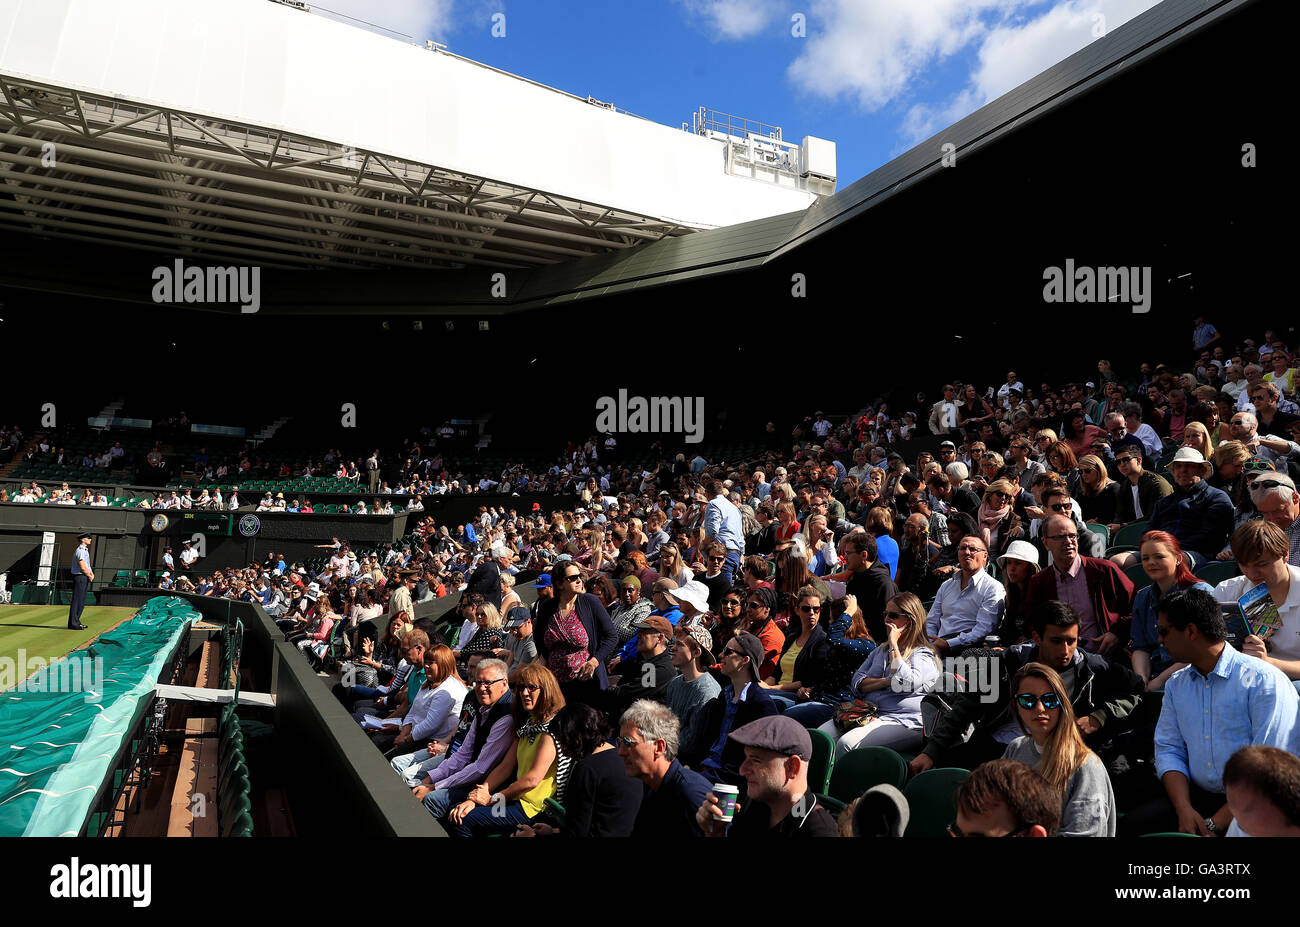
[730, 631, 765, 682]
[504, 606, 532, 629]
[77, 531, 93, 541]
[728, 715, 812, 761]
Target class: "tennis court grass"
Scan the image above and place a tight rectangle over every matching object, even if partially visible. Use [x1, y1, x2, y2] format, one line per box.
[0, 605, 138, 676]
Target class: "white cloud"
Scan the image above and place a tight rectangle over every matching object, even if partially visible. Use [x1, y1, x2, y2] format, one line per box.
[781, 0, 1161, 147]
[677, 0, 786, 41]
[787, 0, 1029, 111]
[971, 0, 1162, 101]
[309, 0, 457, 42]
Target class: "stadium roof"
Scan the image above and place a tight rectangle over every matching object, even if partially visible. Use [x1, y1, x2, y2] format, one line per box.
[0, 0, 1265, 310]
[0, 0, 823, 272]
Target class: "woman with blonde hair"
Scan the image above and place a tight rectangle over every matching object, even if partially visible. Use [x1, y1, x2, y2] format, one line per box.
[654, 542, 693, 589]
[974, 478, 1024, 559]
[455, 601, 506, 666]
[1181, 420, 1214, 459]
[1075, 454, 1120, 525]
[499, 573, 522, 615]
[817, 592, 940, 759]
[1003, 662, 1116, 836]
[444, 661, 567, 836]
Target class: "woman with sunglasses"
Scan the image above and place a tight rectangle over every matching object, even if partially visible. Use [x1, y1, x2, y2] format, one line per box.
[1045, 441, 1082, 498]
[1074, 454, 1119, 526]
[973, 478, 1024, 562]
[816, 593, 940, 759]
[1002, 662, 1116, 836]
[761, 586, 832, 710]
[444, 662, 567, 836]
[532, 562, 617, 707]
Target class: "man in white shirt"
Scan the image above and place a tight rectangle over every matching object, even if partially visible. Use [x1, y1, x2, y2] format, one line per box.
[996, 371, 1024, 410]
[1123, 403, 1163, 458]
[180, 540, 199, 569]
[929, 385, 960, 435]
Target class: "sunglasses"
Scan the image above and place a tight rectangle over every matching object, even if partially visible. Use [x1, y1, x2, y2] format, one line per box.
[795, 604, 818, 614]
[745, 601, 766, 609]
[562, 574, 584, 583]
[1251, 480, 1290, 491]
[884, 609, 909, 620]
[513, 683, 542, 694]
[722, 599, 743, 608]
[1116, 456, 1137, 465]
[1047, 503, 1073, 512]
[723, 647, 747, 657]
[1014, 692, 1063, 710]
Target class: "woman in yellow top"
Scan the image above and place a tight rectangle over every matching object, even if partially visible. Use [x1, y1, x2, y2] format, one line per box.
[446, 662, 567, 836]
[760, 586, 831, 712]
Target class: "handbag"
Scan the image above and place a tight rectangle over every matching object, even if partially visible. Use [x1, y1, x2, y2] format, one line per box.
[833, 699, 879, 734]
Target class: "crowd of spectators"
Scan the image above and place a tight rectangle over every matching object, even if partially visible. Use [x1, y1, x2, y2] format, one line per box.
[254, 318, 1300, 838]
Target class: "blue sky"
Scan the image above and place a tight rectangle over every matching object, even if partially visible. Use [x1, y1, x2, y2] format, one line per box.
[309, 0, 1162, 188]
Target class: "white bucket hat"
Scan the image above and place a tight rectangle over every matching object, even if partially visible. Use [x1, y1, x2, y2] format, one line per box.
[997, 539, 1041, 573]
[664, 579, 710, 614]
[1167, 446, 1213, 478]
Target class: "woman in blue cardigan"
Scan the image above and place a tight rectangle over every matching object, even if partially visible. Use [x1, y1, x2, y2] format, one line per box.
[531, 562, 617, 708]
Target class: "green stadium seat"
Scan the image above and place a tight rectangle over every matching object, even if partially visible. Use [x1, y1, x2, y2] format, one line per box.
[827, 746, 908, 804]
[805, 728, 836, 797]
[1193, 559, 1240, 585]
[1124, 563, 1152, 593]
[1085, 523, 1109, 549]
[903, 767, 970, 838]
[1112, 520, 1149, 549]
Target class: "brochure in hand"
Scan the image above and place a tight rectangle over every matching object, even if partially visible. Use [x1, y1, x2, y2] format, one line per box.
[1239, 583, 1283, 641]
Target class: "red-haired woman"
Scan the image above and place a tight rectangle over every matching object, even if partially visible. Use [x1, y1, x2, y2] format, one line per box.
[1129, 531, 1213, 690]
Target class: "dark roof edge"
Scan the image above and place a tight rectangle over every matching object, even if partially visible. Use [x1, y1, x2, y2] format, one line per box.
[766, 0, 1256, 263]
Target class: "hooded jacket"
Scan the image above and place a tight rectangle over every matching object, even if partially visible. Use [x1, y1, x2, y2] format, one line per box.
[922, 643, 1144, 763]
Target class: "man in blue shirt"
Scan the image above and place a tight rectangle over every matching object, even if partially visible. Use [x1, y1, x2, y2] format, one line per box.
[620, 699, 708, 838]
[1123, 587, 1300, 836]
[67, 531, 94, 630]
[702, 478, 744, 584]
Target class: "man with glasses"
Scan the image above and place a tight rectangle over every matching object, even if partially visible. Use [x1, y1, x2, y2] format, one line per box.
[925, 534, 1004, 657]
[1248, 382, 1300, 435]
[1106, 446, 1172, 536]
[1228, 410, 1300, 470]
[843, 533, 898, 644]
[413, 658, 515, 815]
[1027, 515, 1134, 657]
[1102, 412, 1146, 465]
[620, 699, 708, 838]
[1121, 588, 1299, 836]
[696, 540, 732, 612]
[1250, 473, 1300, 566]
